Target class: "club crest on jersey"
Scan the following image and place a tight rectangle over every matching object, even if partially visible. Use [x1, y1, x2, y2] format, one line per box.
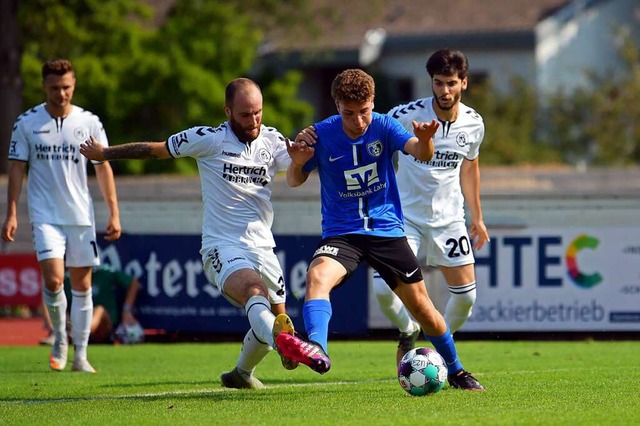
[74, 127, 88, 141]
[258, 148, 272, 163]
[367, 140, 383, 157]
[456, 132, 471, 147]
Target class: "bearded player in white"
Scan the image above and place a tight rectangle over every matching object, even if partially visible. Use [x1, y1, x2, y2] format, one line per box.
[80, 78, 307, 389]
[373, 49, 490, 364]
[2, 59, 122, 373]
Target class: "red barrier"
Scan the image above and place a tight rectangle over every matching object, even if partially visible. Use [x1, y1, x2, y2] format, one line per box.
[0, 254, 42, 308]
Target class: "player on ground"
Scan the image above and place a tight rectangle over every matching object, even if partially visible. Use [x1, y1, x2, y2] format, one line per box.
[374, 49, 489, 365]
[80, 78, 304, 389]
[2, 58, 122, 373]
[281, 69, 484, 390]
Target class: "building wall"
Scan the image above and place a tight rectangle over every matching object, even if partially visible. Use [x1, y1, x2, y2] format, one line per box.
[536, 0, 640, 96]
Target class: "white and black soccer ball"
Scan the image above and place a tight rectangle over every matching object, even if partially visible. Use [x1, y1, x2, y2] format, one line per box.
[397, 347, 448, 396]
[115, 322, 145, 344]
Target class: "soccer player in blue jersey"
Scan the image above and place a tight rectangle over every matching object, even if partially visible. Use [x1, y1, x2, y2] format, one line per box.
[279, 69, 484, 391]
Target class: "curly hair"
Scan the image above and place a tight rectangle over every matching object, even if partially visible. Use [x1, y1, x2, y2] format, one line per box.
[42, 59, 74, 80]
[331, 69, 375, 103]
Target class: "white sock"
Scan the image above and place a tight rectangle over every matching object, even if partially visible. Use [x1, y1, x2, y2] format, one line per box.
[236, 329, 271, 375]
[372, 275, 418, 334]
[71, 289, 93, 360]
[444, 282, 477, 333]
[245, 295, 276, 347]
[43, 287, 67, 340]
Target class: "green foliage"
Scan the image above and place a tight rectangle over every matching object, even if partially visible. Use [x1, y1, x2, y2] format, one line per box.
[465, 79, 561, 165]
[539, 34, 640, 166]
[18, 0, 313, 174]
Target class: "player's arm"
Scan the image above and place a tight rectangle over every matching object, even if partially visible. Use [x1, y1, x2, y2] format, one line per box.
[285, 127, 315, 187]
[80, 136, 172, 161]
[94, 160, 122, 242]
[121, 276, 141, 326]
[1, 160, 27, 242]
[461, 157, 489, 250]
[403, 119, 439, 162]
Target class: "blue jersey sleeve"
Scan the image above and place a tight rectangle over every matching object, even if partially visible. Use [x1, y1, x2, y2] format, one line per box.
[385, 115, 414, 154]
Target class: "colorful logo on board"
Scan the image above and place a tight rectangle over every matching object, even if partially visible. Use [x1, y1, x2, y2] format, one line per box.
[565, 234, 603, 288]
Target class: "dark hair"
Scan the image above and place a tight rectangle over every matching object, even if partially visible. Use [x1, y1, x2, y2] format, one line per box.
[225, 78, 261, 106]
[426, 49, 469, 80]
[42, 59, 74, 80]
[331, 69, 375, 103]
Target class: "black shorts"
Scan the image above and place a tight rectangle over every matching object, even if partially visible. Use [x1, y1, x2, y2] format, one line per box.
[311, 234, 423, 290]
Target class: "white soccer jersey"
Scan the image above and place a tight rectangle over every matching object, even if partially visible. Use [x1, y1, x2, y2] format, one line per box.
[388, 97, 484, 228]
[166, 123, 291, 249]
[8, 104, 108, 226]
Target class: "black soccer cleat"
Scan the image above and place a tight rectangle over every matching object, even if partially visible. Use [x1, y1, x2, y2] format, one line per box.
[448, 370, 485, 391]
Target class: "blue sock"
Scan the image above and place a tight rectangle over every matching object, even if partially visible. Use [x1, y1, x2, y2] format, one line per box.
[302, 299, 332, 353]
[426, 328, 464, 375]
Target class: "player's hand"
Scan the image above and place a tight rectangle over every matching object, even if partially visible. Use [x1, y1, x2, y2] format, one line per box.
[285, 134, 315, 167]
[412, 119, 439, 141]
[1, 216, 17, 242]
[469, 219, 489, 250]
[121, 312, 137, 326]
[79, 136, 107, 161]
[296, 126, 317, 147]
[104, 216, 122, 241]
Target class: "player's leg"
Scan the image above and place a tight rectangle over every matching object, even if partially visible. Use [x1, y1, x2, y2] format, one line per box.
[68, 266, 96, 372]
[371, 237, 483, 390]
[274, 255, 337, 374]
[220, 328, 269, 389]
[372, 223, 423, 363]
[276, 237, 358, 374]
[202, 247, 279, 349]
[373, 273, 421, 364]
[33, 223, 68, 371]
[394, 281, 483, 390]
[65, 224, 100, 373]
[428, 223, 477, 333]
[40, 258, 69, 370]
[440, 264, 476, 332]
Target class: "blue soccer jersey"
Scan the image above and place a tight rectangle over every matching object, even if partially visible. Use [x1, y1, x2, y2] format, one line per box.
[302, 112, 413, 238]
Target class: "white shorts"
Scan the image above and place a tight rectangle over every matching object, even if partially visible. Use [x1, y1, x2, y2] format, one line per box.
[404, 220, 475, 268]
[31, 222, 100, 267]
[201, 245, 286, 307]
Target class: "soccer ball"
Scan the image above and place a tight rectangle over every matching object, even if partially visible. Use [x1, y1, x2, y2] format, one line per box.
[397, 347, 448, 396]
[115, 322, 145, 344]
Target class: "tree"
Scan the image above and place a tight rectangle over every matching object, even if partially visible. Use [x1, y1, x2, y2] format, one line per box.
[0, 0, 21, 174]
[11, 0, 314, 174]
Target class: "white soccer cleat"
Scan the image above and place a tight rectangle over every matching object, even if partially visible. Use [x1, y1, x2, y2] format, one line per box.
[71, 359, 97, 373]
[220, 368, 265, 390]
[49, 335, 68, 371]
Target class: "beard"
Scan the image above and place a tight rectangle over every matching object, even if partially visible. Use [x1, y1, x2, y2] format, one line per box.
[432, 90, 461, 111]
[228, 117, 260, 143]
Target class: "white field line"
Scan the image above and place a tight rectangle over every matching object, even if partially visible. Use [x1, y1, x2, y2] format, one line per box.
[0, 378, 395, 407]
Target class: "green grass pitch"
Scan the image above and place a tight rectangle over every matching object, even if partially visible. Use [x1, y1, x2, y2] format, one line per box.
[1, 340, 639, 425]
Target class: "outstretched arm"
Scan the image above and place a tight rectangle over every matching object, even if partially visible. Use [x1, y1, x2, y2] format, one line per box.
[80, 136, 172, 161]
[403, 119, 439, 162]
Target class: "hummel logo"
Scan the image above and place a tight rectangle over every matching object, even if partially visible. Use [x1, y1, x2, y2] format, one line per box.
[405, 267, 419, 278]
[329, 155, 345, 162]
